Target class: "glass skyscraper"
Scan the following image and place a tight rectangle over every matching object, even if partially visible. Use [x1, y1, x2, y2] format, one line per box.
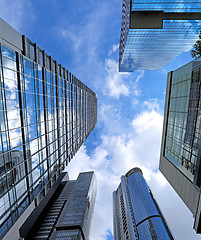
[0, 18, 97, 239]
[160, 58, 201, 233]
[113, 168, 174, 239]
[19, 171, 97, 240]
[119, 0, 201, 72]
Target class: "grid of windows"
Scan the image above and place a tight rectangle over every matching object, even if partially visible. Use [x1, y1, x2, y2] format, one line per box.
[0, 39, 97, 239]
[115, 185, 131, 239]
[119, 1, 201, 72]
[165, 60, 201, 181]
[113, 169, 173, 239]
[137, 218, 170, 240]
[50, 230, 83, 240]
[55, 172, 97, 239]
[132, 0, 201, 12]
[127, 172, 173, 239]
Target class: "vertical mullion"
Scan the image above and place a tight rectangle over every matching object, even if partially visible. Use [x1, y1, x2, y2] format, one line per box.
[70, 74, 74, 157]
[85, 88, 87, 138]
[42, 68, 50, 181]
[16, 52, 31, 204]
[0, 45, 16, 220]
[68, 72, 71, 161]
[65, 73, 68, 165]
[75, 78, 78, 151]
[55, 71, 61, 173]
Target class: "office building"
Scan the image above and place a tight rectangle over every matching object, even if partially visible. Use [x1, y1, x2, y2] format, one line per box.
[119, 0, 201, 72]
[0, 18, 97, 239]
[19, 171, 97, 240]
[160, 58, 201, 233]
[113, 168, 174, 239]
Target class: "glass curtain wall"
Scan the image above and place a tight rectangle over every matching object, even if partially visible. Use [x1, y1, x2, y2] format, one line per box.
[0, 43, 97, 238]
[119, 0, 201, 71]
[165, 60, 201, 181]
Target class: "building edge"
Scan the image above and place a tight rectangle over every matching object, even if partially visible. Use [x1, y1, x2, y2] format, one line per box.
[0, 17, 97, 239]
[159, 67, 201, 233]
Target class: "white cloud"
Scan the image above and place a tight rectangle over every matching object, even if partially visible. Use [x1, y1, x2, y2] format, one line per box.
[148, 172, 200, 240]
[133, 89, 141, 96]
[61, 28, 82, 54]
[66, 105, 165, 240]
[132, 109, 162, 134]
[108, 44, 119, 56]
[144, 98, 160, 111]
[0, 0, 32, 31]
[59, 1, 111, 67]
[67, 98, 200, 240]
[128, 70, 144, 97]
[99, 104, 121, 133]
[132, 98, 139, 107]
[135, 70, 144, 83]
[0, 1, 198, 239]
[104, 58, 130, 99]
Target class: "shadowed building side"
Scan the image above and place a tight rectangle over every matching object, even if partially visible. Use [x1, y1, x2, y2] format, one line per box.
[160, 58, 201, 233]
[19, 171, 97, 240]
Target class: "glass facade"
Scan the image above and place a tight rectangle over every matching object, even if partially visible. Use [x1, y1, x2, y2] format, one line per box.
[119, 0, 201, 72]
[113, 168, 174, 240]
[164, 59, 201, 182]
[0, 37, 97, 238]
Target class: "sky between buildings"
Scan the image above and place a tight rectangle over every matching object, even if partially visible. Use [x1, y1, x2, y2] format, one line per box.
[1, 0, 201, 239]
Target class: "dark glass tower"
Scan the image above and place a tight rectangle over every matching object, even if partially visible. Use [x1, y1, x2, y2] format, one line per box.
[113, 168, 174, 239]
[160, 58, 201, 233]
[19, 171, 97, 240]
[0, 18, 97, 239]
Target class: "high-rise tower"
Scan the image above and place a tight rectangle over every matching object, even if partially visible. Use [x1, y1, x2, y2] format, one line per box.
[0, 18, 97, 239]
[119, 0, 201, 72]
[160, 58, 201, 233]
[19, 171, 97, 240]
[113, 168, 174, 239]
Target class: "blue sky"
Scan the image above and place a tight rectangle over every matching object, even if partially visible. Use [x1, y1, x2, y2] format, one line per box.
[1, 0, 201, 239]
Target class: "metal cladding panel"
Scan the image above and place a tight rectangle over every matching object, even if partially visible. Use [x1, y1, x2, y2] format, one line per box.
[0, 18, 23, 53]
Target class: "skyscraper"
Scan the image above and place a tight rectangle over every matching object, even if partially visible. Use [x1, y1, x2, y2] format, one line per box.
[119, 0, 201, 72]
[0, 18, 97, 239]
[160, 58, 201, 233]
[113, 168, 174, 239]
[19, 171, 97, 240]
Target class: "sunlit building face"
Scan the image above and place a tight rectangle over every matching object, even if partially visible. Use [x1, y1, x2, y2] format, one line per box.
[0, 19, 97, 239]
[119, 0, 201, 72]
[113, 168, 174, 240]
